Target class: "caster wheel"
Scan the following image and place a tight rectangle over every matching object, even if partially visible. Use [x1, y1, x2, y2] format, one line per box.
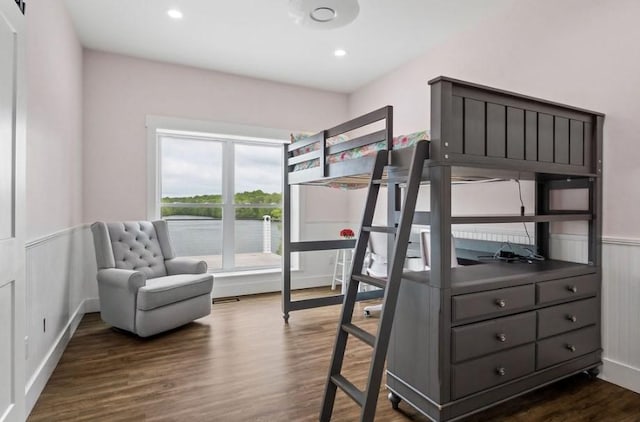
[283, 314, 290, 323]
[587, 366, 600, 378]
[388, 392, 401, 410]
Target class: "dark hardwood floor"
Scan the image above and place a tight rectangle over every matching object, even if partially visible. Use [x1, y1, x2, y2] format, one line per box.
[29, 290, 640, 421]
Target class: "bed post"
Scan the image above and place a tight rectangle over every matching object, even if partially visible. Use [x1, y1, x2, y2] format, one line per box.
[429, 79, 453, 290]
[282, 142, 291, 322]
[589, 115, 604, 272]
[385, 107, 397, 261]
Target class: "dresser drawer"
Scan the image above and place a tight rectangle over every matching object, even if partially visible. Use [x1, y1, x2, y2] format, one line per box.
[536, 325, 600, 370]
[452, 312, 536, 362]
[536, 274, 598, 305]
[537, 298, 599, 339]
[452, 284, 535, 322]
[452, 344, 535, 399]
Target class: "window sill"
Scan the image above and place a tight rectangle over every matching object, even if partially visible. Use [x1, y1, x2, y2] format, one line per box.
[211, 266, 300, 279]
[211, 267, 281, 279]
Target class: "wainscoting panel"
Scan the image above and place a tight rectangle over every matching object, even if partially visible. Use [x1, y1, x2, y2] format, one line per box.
[0, 282, 14, 419]
[549, 233, 589, 263]
[24, 225, 96, 414]
[601, 238, 640, 393]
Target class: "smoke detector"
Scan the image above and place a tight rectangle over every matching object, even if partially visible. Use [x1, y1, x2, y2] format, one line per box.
[288, 0, 360, 29]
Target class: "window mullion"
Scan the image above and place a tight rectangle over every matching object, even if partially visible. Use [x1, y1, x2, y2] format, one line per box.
[222, 140, 235, 269]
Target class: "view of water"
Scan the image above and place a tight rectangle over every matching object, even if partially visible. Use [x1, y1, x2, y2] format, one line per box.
[166, 218, 282, 256]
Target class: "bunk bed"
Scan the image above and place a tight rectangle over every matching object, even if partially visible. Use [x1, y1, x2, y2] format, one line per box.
[282, 105, 410, 321]
[283, 76, 604, 421]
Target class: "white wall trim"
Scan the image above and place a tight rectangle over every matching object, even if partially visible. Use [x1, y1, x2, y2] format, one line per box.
[84, 297, 100, 313]
[25, 223, 89, 249]
[601, 358, 640, 394]
[602, 236, 640, 246]
[212, 272, 333, 299]
[25, 298, 88, 416]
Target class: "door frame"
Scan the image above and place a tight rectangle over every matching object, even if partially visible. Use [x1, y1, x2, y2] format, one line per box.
[0, 1, 26, 421]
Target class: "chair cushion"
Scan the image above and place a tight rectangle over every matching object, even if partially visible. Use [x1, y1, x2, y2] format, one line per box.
[137, 274, 213, 311]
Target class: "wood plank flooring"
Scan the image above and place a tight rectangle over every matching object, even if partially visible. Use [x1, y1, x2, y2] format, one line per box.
[29, 290, 640, 421]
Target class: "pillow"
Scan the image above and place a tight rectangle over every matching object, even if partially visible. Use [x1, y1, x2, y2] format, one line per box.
[290, 132, 318, 157]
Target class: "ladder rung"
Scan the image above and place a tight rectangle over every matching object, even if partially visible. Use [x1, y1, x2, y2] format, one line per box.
[352, 274, 387, 290]
[342, 323, 375, 347]
[331, 375, 364, 406]
[372, 178, 406, 185]
[362, 225, 397, 234]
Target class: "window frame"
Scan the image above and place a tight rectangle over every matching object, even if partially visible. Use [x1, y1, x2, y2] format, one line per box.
[146, 115, 298, 274]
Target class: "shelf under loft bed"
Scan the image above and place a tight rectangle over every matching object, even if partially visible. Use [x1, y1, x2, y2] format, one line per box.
[406, 211, 592, 226]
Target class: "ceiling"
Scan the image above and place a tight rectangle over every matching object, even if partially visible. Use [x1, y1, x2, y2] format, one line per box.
[63, 0, 515, 93]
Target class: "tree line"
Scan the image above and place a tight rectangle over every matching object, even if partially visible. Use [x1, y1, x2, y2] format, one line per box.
[161, 190, 282, 221]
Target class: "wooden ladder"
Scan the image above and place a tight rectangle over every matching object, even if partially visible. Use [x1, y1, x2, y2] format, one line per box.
[319, 140, 429, 421]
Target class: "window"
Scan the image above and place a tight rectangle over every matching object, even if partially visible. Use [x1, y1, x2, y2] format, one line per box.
[153, 126, 285, 272]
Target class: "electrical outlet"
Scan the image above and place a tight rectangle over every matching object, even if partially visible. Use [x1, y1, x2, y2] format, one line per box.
[24, 336, 29, 359]
[43, 318, 46, 333]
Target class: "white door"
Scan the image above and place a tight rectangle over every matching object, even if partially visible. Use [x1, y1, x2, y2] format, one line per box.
[0, 1, 25, 421]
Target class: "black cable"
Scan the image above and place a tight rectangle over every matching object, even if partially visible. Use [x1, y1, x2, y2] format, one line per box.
[515, 178, 532, 245]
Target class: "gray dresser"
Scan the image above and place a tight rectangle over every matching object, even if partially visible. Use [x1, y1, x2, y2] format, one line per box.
[387, 260, 601, 421]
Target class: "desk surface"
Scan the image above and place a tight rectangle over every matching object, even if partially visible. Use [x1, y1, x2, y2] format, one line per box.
[402, 256, 595, 295]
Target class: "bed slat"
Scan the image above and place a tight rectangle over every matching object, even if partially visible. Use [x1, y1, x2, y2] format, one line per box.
[288, 149, 321, 166]
[554, 116, 570, 164]
[507, 107, 525, 160]
[326, 106, 391, 138]
[538, 113, 554, 163]
[525, 110, 538, 161]
[451, 96, 464, 153]
[288, 131, 325, 152]
[487, 103, 506, 158]
[328, 130, 387, 155]
[464, 98, 485, 156]
[570, 120, 584, 166]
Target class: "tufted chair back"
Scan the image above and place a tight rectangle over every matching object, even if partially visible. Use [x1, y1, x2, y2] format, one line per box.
[93, 221, 177, 279]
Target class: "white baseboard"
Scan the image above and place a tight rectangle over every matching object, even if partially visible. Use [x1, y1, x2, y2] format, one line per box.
[601, 358, 640, 394]
[25, 299, 88, 416]
[83, 297, 100, 313]
[212, 273, 333, 298]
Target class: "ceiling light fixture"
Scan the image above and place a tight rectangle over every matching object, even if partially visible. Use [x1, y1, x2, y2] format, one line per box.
[334, 49, 347, 57]
[310, 7, 336, 23]
[167, 9, 183, 19]
[289, 0, 359, 30]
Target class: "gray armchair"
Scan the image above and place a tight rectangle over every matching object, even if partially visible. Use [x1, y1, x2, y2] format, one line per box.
[91, 220, 214, 337]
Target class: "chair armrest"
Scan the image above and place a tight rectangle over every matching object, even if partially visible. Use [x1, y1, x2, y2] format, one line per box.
[97, 268, 146, 292]
[165, 257, 208, 275]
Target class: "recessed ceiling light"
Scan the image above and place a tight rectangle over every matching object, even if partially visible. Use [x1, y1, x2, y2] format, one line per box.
[334, 49, 347, 57]
[167, 9, 183, 19]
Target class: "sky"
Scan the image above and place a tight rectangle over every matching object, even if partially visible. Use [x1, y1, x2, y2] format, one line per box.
[161, 135, 282, 197]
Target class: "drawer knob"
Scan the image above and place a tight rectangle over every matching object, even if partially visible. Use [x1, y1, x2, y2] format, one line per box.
[496, 367, 506, 376]
[567, 285, 578, 293]
[496, 333, 507, 342]
[566, 344, 576, 352]
[567, 315, 577, 323]
[495, 299, 506, 308]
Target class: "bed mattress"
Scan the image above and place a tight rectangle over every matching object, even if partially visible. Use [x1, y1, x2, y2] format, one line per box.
[290, 130, 429, 172]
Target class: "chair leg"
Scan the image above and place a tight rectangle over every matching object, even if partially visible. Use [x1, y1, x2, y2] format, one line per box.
[332, 250, 340, 290]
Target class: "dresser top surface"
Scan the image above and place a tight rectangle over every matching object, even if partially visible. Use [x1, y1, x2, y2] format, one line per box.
[402, 259, 597, 294]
